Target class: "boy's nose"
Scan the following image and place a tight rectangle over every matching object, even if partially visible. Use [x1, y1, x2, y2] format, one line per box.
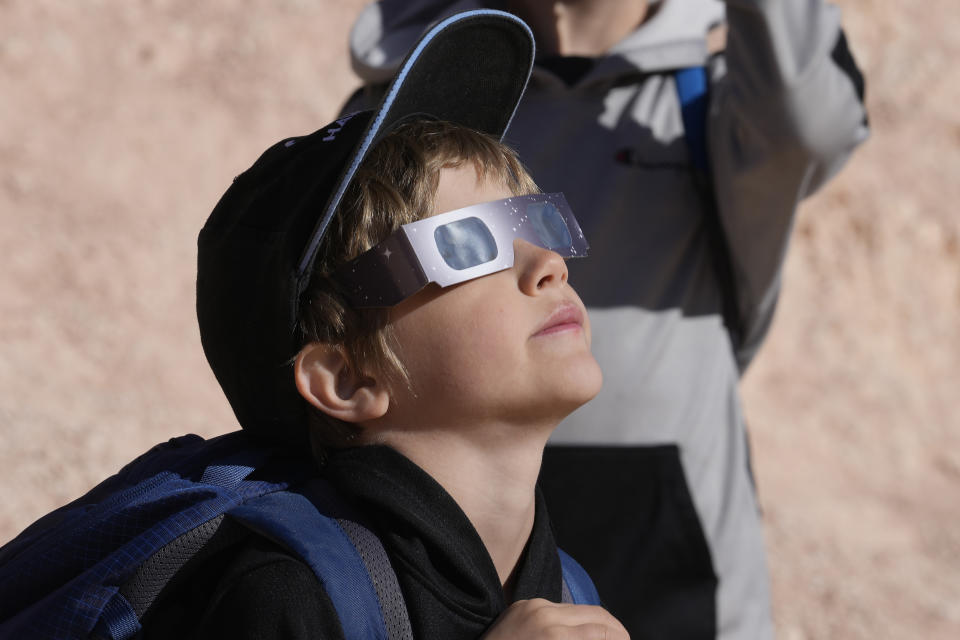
[514, 239, 568, 295]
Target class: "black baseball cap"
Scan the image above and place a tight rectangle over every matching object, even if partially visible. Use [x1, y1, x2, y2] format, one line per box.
[196, 10, 535, 445]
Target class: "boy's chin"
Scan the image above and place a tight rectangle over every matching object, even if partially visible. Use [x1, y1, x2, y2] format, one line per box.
[551, 360, 604, 415]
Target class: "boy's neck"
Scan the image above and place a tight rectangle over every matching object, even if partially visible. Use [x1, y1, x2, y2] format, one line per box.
[507, 0, 652, 57]
[371, 424, 549, 592]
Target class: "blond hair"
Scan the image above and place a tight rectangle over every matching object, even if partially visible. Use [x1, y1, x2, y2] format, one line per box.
[298, 118, 539, 449]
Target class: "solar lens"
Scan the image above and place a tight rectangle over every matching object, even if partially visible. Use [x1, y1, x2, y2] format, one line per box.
[528, 201, 572, 250]
[433, 216, 498, 270]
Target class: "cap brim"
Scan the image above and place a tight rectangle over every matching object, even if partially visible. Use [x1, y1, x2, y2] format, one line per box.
[297, 9, 535, 277]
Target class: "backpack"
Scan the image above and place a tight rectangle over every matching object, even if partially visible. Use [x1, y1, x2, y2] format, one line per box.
[0, 431, 599, 640]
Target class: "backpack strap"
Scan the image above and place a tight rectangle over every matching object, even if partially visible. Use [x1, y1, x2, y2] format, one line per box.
[90, 458, 275, 640]
[675, 66, 710, 173]
[229, 479, 413, 640]
[336, 519, 413, 640]
[675, 65, 744, 352]
[558, 549, 601, 605]
[95, 456, 413, 640]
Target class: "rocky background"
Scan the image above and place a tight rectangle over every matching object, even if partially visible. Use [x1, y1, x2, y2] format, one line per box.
[1, 1, 957, 638]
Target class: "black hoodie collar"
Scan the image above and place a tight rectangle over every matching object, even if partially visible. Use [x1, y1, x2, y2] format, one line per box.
[324, 445, 563, 639]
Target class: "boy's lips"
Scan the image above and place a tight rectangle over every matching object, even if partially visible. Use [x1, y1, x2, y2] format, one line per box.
[532, 301, 584, 337]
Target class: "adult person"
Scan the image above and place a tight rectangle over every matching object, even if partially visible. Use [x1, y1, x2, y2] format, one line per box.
[343, 1, 869, 638]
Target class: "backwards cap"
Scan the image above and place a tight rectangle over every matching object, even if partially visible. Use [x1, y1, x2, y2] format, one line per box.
[196, 10, 535, 445]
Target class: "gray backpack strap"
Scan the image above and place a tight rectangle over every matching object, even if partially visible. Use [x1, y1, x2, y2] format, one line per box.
[120, 514, 242, 620]
[336, 518, 414, 640]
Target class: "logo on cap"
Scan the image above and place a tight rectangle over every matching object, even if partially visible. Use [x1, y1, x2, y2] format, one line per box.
[322, 114, 358, 142]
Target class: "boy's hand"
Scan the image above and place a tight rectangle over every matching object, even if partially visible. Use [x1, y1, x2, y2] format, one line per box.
[483, 599, 629, 639]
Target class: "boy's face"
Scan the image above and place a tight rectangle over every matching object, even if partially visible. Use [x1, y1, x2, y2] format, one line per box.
[382, 164, 602, 432]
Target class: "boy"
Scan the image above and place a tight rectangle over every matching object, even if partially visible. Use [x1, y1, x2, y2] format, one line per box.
[177, 10, 626, 639]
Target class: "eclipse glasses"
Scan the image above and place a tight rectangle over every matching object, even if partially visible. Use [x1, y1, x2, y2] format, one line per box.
[334, 193, 588, 307]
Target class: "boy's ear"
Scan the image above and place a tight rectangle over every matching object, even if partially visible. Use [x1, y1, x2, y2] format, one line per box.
[294, 343, 390, 423]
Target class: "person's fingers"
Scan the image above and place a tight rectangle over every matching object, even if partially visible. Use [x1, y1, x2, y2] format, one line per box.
[483, 599, 629, 639]
[570, 621, 630, 640]
[523, 601, 623, 628]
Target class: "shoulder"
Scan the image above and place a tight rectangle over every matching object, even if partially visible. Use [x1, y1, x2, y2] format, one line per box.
[208, 534, 330, 614]
[143, 529, 345, 640]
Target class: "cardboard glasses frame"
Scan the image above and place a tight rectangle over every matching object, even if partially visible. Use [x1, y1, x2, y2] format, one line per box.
[334, 192, 588, 307]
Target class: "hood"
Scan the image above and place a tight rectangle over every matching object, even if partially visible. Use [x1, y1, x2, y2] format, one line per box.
[350, 0, 725, 85]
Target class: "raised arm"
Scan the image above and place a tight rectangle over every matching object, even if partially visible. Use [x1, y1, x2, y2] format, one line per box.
[710, 0, 869, 370]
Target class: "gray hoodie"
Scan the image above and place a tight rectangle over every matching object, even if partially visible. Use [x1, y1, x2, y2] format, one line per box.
[346, 1, 868, 638]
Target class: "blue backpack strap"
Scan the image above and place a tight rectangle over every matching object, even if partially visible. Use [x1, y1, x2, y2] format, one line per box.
[92, 459, 274, 640]
[335, 519, 413, 640]
[0, 432, 301, 640]
[675, 66, 710, 173]
[229, 479, 413, 640]
[675, 65, 744, 352]
[93, 596, 141, 640]
[0, 433, 410, 640]
[558, 548, 601, 605]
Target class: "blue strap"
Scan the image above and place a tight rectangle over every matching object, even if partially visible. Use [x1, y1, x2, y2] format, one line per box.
[675, 66, 710, 173]
[199, 462, 256, 487]
[336, 519, 413, 640]
[198, 435, 270, 487]
[95, 592, 141, 640]
[230, 488, 390, 640]
[558, 549, 601, 605]
[676, 65, 746, 350]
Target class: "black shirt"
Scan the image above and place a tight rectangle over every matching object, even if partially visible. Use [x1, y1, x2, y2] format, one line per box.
[144, 445, 564, 639]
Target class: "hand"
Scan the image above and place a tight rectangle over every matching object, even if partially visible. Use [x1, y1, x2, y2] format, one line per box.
[482, 598, 629, 639]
